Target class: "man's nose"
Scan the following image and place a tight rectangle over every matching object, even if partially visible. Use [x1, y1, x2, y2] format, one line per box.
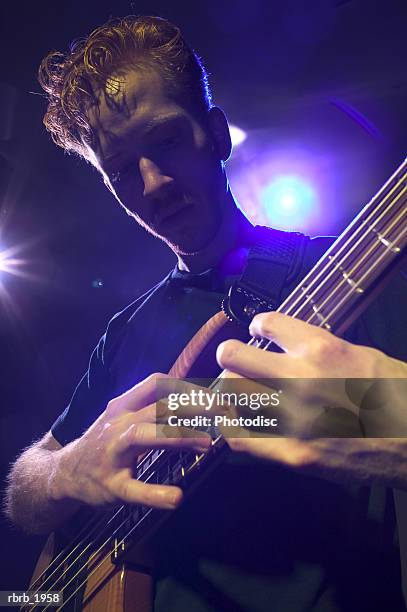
[139, 157, 174, 199]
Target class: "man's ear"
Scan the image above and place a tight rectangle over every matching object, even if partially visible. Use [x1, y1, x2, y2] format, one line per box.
[208, 107, 232, 161]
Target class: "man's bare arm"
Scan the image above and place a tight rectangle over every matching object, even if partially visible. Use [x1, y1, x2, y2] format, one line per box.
[5, 432, 82, 535]
[5, 373, 211, 535]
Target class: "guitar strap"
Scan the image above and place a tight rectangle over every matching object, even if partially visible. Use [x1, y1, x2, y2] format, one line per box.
[222, 226, 309, 326]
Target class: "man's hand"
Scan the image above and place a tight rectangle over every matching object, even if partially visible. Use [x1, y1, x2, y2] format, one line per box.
[218, 311, 406, 380]
[215, 311, 407, 486]
[49, 373, 211, 510]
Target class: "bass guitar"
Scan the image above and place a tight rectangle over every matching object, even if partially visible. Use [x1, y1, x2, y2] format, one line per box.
[23, 158, 407, 611]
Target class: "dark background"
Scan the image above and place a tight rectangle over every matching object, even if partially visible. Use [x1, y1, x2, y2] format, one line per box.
[0, 0, 405, 590]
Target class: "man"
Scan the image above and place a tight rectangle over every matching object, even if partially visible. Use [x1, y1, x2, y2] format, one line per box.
[6, 15, 407, 612]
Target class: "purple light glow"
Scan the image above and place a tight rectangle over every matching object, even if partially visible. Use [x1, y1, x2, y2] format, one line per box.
[231, 148, 327, 233]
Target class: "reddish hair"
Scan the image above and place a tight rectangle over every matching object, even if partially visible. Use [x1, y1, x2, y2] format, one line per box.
[38, 15, 212, 159]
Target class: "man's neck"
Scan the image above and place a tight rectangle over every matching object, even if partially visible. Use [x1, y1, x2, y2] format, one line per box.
[176, 198, 254, 274]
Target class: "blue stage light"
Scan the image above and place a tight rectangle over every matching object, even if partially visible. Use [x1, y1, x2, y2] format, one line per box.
[260, 175, 316, 229]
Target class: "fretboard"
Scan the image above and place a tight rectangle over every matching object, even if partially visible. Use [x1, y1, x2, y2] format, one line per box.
[277, 157, 406, 333]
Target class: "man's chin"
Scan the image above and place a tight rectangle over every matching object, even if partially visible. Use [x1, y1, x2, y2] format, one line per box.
[162, 222, 221, 256]
[133, 207, 224, 256]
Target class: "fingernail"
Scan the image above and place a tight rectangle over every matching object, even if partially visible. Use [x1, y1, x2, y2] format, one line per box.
[169, 489, 183, 507]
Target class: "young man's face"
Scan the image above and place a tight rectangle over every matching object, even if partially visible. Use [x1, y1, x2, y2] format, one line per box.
[87, 67, 229, 255]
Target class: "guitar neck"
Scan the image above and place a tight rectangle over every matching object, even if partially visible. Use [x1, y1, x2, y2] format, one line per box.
[277, 157, 406, 335]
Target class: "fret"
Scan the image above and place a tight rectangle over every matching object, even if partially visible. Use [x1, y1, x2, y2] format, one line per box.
[297, 285, 331, 330]
[371, 227, 402, 253]
[327, 254, 365, 293]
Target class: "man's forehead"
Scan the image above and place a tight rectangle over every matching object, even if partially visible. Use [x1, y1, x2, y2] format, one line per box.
[86, 67, 173, 159]
[88, 68, 163, 129]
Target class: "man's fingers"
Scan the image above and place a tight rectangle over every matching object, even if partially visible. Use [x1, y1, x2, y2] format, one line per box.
[225, 436, 320, 468]
[217, 338, 295, 379]
[112, 473, 184, 509]
[107, 372, 171, 416]
[249, 311, 320, 355]
[156, 424, 212, 449]
[130, 396, 217, 424]
[108, 375, 216, 419]
[115, 422, 211, 455]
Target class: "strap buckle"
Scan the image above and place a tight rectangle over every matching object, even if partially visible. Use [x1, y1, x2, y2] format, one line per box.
[221, 281, 276, 327]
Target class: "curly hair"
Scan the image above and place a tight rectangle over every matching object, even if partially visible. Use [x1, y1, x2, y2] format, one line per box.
[38, 15, 213, 160]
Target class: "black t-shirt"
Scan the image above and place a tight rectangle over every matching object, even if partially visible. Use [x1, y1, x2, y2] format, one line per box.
[51, 233, 407, 612]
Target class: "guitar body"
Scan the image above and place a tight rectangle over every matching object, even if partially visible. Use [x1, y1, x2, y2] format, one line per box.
[29, 524, 153, 612]
[81, 570, 151, 612]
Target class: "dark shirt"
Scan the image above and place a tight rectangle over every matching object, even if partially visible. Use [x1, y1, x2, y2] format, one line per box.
[51, 232, 407, 612]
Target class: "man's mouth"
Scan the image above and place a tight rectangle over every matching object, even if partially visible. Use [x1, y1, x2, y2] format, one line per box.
[155, 203, 194, 230]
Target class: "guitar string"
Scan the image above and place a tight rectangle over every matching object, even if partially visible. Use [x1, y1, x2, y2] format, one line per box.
[302, 211, 405, 323]
[28, 447, 158, 592]
[27, 448, 164, 599]
[257, 219, 404, 351]
[26, 164, 406, 609]
[296, 193, 406, 324]
[275, 165, 406, 319]
[49, 448, 217, 612]
[31, 467, 162, 612]
[304, 222, 406, 329]
[289, 191, 405, 323]
[28, 506, 124, 594]
[266, 215, 405, 345]
[28, 219, 405, 612]
[278, 175, 406, 321]
[27, 448, 171, 607]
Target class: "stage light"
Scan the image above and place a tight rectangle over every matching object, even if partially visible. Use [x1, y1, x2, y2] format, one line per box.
[0, 246, 25, 276]
[260, 175, 317, 230]
[224, 145, 330, 232]
[229, 125, 247, 148]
